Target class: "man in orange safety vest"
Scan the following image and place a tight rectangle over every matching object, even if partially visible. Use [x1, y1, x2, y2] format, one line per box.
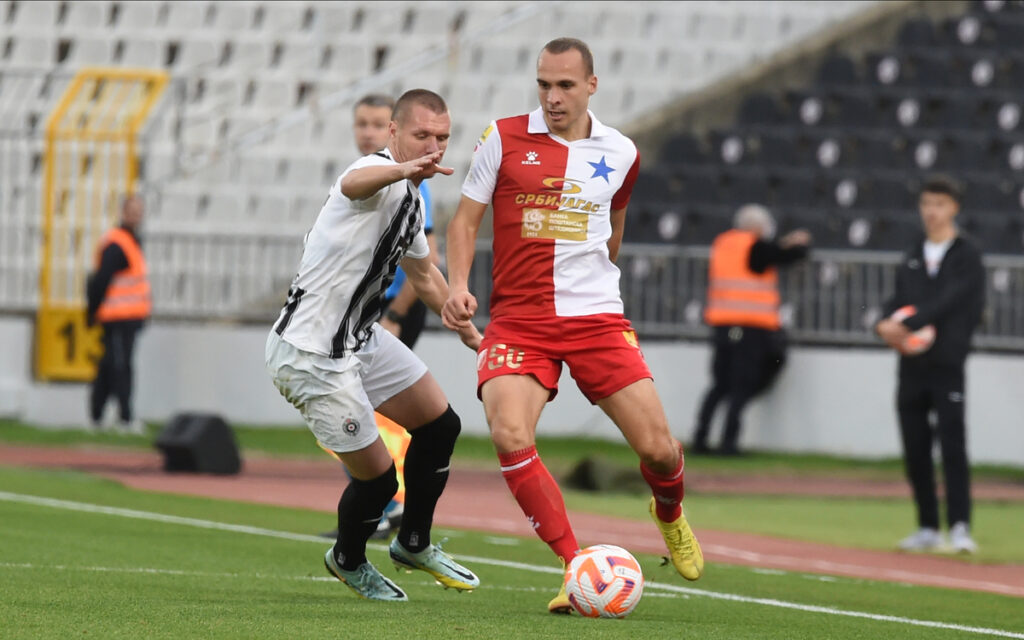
[87, 194, 150, 435]
[691, 204, 810, 456]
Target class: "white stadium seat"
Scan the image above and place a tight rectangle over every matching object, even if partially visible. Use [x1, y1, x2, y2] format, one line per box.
[251, 79, 294, 114]
[165, 0, 208, 32]
[6, 36, 56, 68]
[63, 1, 108, 30]
[119, 38, 163, 67]
[175, 38, 221, 70]
[209, 1, 255, 31]
[65, 37, 114, 67]
[116, 1, 160, 31]
[238, 153, 278, 184]
[13, 0, 58, 30]
[261, 1, 308, 34]
[207, 190, 245, 221]
[252, 192, 288, 223]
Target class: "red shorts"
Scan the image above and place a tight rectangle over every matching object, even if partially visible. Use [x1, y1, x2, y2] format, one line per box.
[476, 314, 653, 404]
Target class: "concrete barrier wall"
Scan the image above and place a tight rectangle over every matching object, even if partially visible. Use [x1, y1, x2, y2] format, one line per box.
[1, 316, 1021, 465]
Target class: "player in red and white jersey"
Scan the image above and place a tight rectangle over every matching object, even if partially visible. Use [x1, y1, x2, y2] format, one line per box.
[444, 38, 704, 613]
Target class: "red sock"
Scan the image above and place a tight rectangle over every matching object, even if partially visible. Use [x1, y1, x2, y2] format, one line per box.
[641, 447, 684, 522]
[498, 446, 579, 564]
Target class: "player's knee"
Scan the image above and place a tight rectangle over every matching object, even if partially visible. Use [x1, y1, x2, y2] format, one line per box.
[366, 462, 399, 500]
[638, 437, 682, 472]
[489, 418, 533, 453]
[410, 405, 461, 455]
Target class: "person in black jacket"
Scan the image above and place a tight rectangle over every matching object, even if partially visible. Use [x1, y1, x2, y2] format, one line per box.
[875, 176, 985, 554]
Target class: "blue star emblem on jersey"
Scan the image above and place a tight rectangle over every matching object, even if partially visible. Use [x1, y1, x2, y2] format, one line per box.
[588, 155, 615, 183]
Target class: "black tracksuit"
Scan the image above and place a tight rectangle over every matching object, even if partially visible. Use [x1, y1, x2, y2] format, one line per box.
[86, 227, 145, 424]
[883, 234, 985, 530]
[692, 240, 808, 454]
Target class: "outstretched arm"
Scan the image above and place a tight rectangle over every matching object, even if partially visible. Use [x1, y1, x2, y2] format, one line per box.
[341, 151, 453, 201]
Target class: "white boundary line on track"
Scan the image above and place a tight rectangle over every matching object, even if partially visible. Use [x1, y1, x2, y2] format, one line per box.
[1, 490, 1022, 639]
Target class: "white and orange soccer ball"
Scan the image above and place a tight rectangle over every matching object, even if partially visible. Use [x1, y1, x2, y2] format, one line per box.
[890, 305, 936, 356]
[564, 544, 644, 618]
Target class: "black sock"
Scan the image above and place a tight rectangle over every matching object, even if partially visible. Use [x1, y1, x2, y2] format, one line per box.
[398, 405, 461, 553]
[334, 463, 398, 570]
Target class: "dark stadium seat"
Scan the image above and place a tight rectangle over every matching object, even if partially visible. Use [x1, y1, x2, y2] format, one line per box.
[772, 170, 825, 208]
[932, 94, 985, 130]
[679, 168, 721, 205]
[855, 132, 908, 169]
[737, 92, 784, 126]
[720, 168, 771, 207]
[963, 177, 1021, 213]
[659, 132, 708, 166]
[831, 89, 880, 128]
[945, 133, 999, 172]
[634, 171, 677, 202]
[815, 53, 860, 88]
[897, 18, 938, 48]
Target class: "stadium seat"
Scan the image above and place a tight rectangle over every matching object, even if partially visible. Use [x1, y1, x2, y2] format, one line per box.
[815, 53, 860, 88]
[174, 37, 222, 70]
[166, 1, 208, 32]
[209, 1, 255, 31]
[116, 1, 160, 31]
[896, 17, 938, 48]
[260, 2, 309, 33]
[62, 1, 108, 30]
[659, 132, 708, 166]
[7, 36, 57, 68]
[118, 38, 163, 67]
[737, 92, 784, 126]
[12, 0, 58, 30]
[63, 37, 114, 67]
[633, 171, 677, 203]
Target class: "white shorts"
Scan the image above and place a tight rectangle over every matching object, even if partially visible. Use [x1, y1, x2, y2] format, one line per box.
[264, 327, 428, 453]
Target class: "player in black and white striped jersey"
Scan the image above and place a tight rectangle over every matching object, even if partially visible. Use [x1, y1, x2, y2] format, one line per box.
[265, 89, 481, 601]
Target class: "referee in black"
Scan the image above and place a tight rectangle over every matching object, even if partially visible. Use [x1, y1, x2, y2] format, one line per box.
[875, 176, 985, 554]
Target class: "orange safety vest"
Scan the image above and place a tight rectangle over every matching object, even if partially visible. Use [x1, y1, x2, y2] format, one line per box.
[704, 229, 781, 330]
[94, 227, 151, 323]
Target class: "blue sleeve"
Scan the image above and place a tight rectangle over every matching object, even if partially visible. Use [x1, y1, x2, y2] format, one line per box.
[419, 181, 433, 233]
[385, 268, 406, 301]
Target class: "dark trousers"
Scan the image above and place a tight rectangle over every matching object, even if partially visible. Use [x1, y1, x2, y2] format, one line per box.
[90, 321, 141, 423]
[398, 300, 428, 350]
[692, 326, 784, 452]
[897, 365, 971, 529]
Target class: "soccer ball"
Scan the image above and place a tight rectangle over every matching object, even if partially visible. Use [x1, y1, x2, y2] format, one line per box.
[564, 545, 644, 618]
[890, 305, 935, 356]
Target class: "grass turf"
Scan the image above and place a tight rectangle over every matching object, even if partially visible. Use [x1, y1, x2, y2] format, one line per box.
[1, 465, 1022, 640]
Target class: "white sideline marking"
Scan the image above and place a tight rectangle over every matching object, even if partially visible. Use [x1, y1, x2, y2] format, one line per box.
[1, 491, 1022, 639]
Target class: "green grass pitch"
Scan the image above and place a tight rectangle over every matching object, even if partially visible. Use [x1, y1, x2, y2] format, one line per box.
[1, 465, 1022, 640]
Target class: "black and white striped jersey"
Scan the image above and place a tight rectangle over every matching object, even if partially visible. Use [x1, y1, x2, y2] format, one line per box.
[273, 149, 429, 358]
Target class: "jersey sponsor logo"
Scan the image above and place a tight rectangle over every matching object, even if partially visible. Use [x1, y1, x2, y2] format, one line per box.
[521, 208, 588, 241]
[540, 177, 583, 194]
[484, 343, 526, 370]
[522, 150, 541, 165]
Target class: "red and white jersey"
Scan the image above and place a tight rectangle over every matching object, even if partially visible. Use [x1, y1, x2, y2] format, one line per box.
[462, 108, 640, 319]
